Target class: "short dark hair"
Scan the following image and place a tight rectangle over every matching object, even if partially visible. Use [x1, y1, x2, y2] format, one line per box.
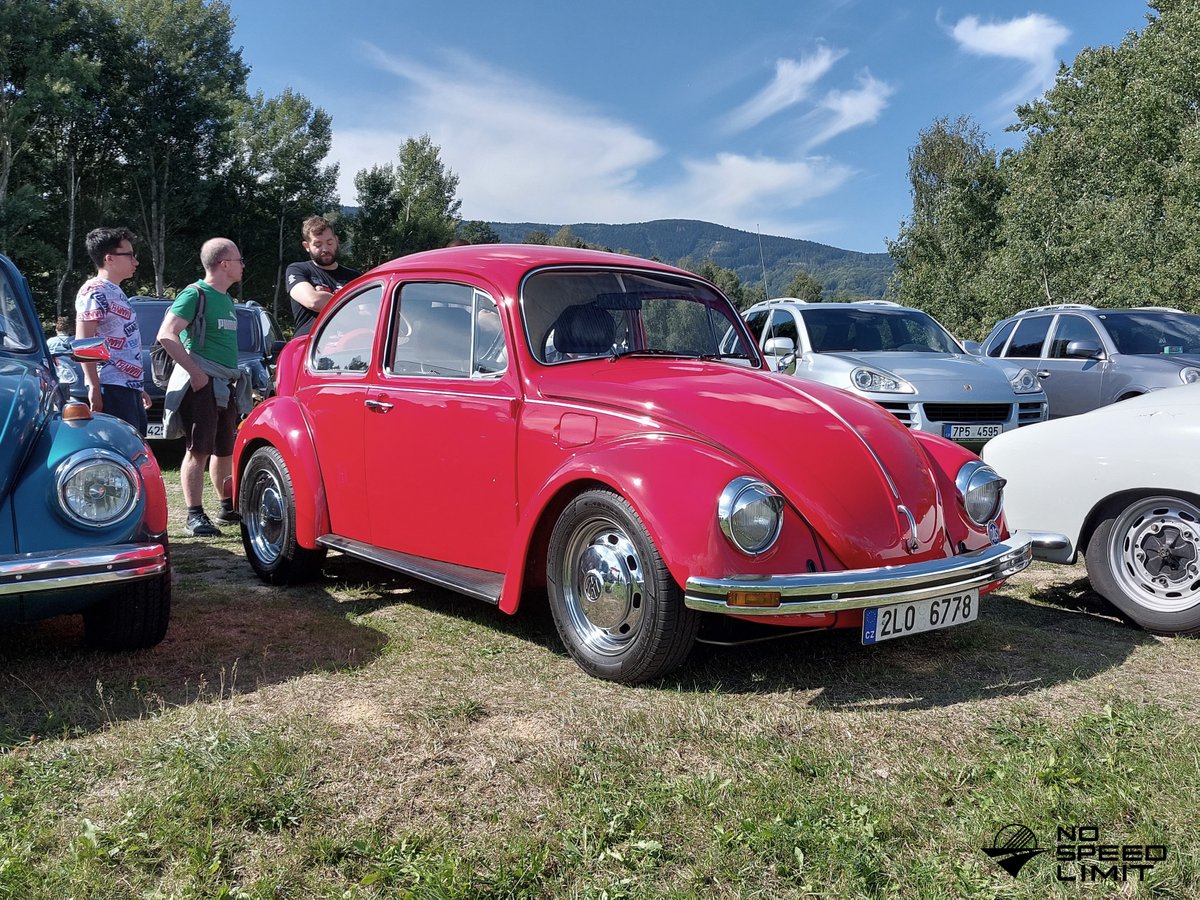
[55, 315, 71, 333]
[302, 215, 336, 242]
[85, 227, 137, 269]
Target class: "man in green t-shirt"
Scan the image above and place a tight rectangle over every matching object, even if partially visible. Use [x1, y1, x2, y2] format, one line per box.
[155, 237, 245, 536]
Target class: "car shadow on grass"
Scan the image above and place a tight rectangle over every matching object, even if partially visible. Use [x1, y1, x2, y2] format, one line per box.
[0, 539, 390, 748]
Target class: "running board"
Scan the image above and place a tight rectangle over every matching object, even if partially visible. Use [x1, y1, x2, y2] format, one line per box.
[316, 535, 503, 604]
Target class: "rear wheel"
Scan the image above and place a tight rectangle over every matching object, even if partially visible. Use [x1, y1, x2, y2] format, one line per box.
[546, 489, 699, 683]
[84, 571, 171, 650]
[240, 446, 326, 585]
[1086, 494, 1200, 634]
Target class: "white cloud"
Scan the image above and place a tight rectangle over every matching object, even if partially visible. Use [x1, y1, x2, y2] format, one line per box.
[948, 13, 1070, 106]
[726, 46, 846, 132]
[333, 44, 852, 236]
[804, 72, 894, 149]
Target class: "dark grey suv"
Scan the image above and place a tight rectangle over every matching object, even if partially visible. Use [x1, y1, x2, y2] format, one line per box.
[980, 304, 1200, 417]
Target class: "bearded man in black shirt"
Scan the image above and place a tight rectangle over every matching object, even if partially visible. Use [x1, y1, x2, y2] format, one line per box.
[285, 215, 362, 336]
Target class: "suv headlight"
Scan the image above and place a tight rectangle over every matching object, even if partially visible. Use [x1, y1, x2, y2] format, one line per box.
[1180, 367, 1200, 385]
[55, 449, 141, 527]
[1009, 367, 1041, 394]
[955, 461, 1005, 526]
[851, 366, 915, 394]
[719, 477, 785, 556]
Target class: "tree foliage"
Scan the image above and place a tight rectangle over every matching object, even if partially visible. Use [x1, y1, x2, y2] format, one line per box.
[891, 1, 1200, 337]
[784, 270, 824, 303]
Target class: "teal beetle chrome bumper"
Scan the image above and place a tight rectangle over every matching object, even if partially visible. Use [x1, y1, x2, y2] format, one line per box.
[0, 544, 167, 596]
[684, 531, 1039, 616]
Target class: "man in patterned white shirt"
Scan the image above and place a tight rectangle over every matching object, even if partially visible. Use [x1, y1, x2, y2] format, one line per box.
[75, 227, 151, 435]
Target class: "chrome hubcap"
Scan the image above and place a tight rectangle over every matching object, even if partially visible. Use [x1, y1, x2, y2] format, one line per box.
[246, 466, 286, 565]
[1109, 496, 1200, 612]
[561, 515, 646, 655]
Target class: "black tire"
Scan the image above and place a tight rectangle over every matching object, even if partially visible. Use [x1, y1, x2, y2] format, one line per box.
[1086, 494, 1200, 634]
[239, 446, 327, 585]
[546, 489, 699, 683]
[84, 571, 171, 650]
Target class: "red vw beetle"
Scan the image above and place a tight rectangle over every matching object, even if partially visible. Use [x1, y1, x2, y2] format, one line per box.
[232, 246, 1032, 683]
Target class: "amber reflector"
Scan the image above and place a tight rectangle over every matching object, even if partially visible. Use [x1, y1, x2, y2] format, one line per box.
[727, 591, 782, 608]
[62, 402, 93, 422]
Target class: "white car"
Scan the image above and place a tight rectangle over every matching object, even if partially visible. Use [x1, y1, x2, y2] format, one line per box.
[982, 383, 1200, 633]
[737, 299, 1048, 449]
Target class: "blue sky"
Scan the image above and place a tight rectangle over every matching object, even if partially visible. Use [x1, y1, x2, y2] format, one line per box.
[232, 1, 1151, 253]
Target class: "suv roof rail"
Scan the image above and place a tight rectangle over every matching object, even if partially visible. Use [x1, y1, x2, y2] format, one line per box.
[1016, 303, 1096, 314]
[851, 299, 903, 307]
[1132, 305, 1187, 313]
[765, 297, 808, 305]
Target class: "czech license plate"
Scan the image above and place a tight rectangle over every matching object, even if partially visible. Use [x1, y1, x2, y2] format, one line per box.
[862, 589, 979, 644]
[944, 423, 1003, 442]
[146, 422, 165, 439]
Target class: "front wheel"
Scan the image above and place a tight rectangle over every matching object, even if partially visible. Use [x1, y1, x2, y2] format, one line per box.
[239, 446, 326, 585]
[84, 571, 171, 650]
[546, 489, 699, 683]
[1086, 494, 1200, 634]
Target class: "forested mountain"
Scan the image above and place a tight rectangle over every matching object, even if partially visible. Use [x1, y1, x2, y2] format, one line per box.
[487, 220, 893, 299]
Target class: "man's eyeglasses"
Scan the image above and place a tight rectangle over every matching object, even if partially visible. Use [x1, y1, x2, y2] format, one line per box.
[108, 251, 136, 258]
[222, 257, 246, 265]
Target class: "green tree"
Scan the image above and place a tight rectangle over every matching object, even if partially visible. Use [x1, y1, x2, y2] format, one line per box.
[347, 163, 400, 268]
[523, 230, 550, 245]
[784, 270, 824, 303]
[394, 134, 461, 255]
[457, 220, 500, 244]
[886, 116, 1004, 338]
[233, 88, 338, 314]
[101, 0, 248, 295]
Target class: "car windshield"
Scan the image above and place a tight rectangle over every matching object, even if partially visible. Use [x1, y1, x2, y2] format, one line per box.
[1098, 310, 1200, 355]
[522, 268, 758, 364]
[798, 307, 961, 353]
[0, 268, 35, 352]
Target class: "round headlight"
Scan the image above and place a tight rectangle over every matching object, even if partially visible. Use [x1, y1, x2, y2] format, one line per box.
[719, 477, 785, 556]
[850, 367, 914, 394]
[955, 461, 1005, 526]
[56, 450, 140, 527]
[1180, 367, 1200, 385]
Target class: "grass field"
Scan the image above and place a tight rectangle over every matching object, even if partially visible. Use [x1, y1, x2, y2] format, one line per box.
[1, 456, 1197, 897]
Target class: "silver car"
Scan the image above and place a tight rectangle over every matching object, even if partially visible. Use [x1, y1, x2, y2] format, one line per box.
[739, 299, 1048, 448]
[980, 304, 1200, 417]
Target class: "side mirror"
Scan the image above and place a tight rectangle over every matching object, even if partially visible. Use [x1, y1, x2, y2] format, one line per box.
[1065, 339, 1103, 360]
[69, 337, 110, 364]
[268, 339, 286, 361]
[960, 340, 982, 355]
[764, 336, 796, 356]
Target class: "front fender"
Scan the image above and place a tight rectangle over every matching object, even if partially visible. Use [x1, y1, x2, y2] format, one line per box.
[499, 433, 823, 614]
[233, 396, 330, 548]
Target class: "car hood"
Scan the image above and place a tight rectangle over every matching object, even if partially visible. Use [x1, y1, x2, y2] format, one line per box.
[810, 351, 1024, 395]
[536, 359, 947, 566]
[0, 359, 49, 501]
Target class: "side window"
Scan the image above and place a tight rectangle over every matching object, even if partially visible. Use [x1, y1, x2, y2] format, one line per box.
[985, 319, 1016, 357]
[0, 269, 34, 351]
[388, 282, 481, 378]
[471, 292, 507, 376]
[1004, 316, 1052, 358]
[311, 284, 384, 373]
[1048, 315, 1101, 358]
[765, 310, 799, 345]
[744, 310, 769, 344]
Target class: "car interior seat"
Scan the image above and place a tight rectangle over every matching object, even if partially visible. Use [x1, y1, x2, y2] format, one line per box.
[550, 303, 615, 357]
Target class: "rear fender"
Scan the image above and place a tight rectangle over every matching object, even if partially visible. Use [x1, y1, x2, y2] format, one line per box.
[232, 397, 329, 548]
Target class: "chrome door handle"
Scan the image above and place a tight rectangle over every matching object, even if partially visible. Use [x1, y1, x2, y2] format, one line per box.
[364, 399, 394, 412]
[1036, 370, 1050, 379]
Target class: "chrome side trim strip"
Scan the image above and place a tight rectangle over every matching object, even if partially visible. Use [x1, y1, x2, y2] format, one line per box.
[0, 544, 167, 596]
[684, 532, 1035, 616]
[317, 535, 504, 604]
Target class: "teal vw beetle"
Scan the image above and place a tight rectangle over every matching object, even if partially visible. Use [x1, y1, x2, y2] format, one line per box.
[0, 253, 170, 648]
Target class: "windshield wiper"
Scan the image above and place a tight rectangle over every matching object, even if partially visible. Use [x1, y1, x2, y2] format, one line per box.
[608, 347, 703, 361]
[697, 351, 754, 361]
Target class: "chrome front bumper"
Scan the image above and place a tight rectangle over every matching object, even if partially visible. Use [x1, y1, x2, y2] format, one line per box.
[0, 544, 168, 596]
[684, 531, 1039, 616]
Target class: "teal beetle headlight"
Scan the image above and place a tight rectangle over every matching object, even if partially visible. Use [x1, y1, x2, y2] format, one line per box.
[955, 460, 1005, 526]
[55, 449, 141, 527]
[719, 477, 785, 556]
